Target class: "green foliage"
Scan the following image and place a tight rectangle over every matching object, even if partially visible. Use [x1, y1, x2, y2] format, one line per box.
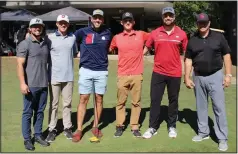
[174, 2, 223, 35]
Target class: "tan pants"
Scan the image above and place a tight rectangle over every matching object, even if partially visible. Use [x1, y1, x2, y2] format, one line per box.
[116, 75, 143, 130]
[48, 82, 73, 131]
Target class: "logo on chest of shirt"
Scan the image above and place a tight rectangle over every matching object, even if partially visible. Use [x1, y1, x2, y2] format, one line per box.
[101, 36, 106, 40]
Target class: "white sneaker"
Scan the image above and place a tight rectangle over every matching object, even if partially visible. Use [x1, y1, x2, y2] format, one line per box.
[142, 128, 157, 139]
[218, 140, 228, 151]
[168, 127, 177, 138]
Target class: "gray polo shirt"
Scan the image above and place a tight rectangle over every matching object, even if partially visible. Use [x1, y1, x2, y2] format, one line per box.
[16, 35, 50, 87]
[48, 31, 77, 84]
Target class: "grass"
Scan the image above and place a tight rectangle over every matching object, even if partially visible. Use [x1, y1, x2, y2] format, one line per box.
[1, 57, 237, 152]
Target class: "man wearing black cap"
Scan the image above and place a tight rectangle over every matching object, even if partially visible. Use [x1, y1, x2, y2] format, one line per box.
[142, 7, 188, 139]
[109, 12, 149, 137]
[184, 13, 232, 151]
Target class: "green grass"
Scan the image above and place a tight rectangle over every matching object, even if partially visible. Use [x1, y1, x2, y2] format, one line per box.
[1, 58, 237, 152]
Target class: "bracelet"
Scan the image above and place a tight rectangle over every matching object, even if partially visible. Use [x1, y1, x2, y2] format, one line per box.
[225, 74, 232, 77]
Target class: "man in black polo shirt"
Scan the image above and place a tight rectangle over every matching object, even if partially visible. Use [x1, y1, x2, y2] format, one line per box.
[184, 13, 232, 151]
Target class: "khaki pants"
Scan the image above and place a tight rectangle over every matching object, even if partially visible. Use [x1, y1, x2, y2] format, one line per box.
[116, 75, 143, 130]
[48, 82, 73, 131]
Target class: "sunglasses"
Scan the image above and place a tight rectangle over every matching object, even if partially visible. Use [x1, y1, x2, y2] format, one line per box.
[123, 19, 133, 23]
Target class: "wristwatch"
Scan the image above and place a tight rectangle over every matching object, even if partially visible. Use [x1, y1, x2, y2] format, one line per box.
[225, 74, 232, 77]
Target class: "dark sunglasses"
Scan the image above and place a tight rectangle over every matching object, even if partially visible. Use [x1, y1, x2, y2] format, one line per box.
[123, 19, 133, 23]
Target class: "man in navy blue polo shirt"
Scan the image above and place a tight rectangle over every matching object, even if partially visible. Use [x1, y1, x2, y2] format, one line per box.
[72, 9, 112, 142]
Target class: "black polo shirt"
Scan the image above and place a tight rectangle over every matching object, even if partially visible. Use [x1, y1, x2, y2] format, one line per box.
[185, 30, 231, 76]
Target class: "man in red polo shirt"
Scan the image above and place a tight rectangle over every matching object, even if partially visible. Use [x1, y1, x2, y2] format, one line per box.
[142, 7, 188, 139]
[109, 12, 148, 137]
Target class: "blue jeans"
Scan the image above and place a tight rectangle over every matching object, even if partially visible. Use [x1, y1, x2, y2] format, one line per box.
[22, 87, 48, 141]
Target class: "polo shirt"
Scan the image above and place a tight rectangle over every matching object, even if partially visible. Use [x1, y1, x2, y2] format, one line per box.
[48, 31, 77, 84]
[16, 35, 50, 87]
[74, 26, 112, 71]
[146, 26, 188, 77]
[110, 30, 148, 75]
[185, 30, 231, 76]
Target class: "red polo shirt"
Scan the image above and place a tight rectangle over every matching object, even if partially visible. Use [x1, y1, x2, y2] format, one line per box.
[110, 30, 149, 75]
[146, 26, 188, 77]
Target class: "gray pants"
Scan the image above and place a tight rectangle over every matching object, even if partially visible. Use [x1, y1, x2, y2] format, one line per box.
[48, 82, 73, 131]
[193, 69, 228, 141]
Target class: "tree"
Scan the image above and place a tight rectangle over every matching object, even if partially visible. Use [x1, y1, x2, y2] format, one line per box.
[173, 2, 223, 35]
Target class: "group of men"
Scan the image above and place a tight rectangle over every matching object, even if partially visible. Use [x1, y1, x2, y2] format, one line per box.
[16, 6, 232, 152]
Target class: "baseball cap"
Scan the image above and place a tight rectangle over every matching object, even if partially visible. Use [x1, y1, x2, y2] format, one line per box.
[122, 12, 134, 20]
[29, 18, 44, 27]
[162, 7, 175, 15]
[196, 13, 209, 22]
[57, 14, 69, 23]
[93, 9, 104, 17]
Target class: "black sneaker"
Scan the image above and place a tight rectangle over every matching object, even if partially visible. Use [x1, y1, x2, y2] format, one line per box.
[45, 129, 57, 142]
[64, 128, 73, 140]
[24, 140, 35, 151]
[34, 135, 50, 147]
[132, 130, 142, 137]
[114, 126, 123, 137]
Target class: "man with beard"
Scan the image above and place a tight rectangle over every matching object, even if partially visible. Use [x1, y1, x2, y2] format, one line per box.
[142, 7, 188, 139]
[72, 9, 111, 142]
[45, 14, 77, 142]
[16, 18, 50, 151]
[109, 12, 149, 137]
[184, 13, 232, 151]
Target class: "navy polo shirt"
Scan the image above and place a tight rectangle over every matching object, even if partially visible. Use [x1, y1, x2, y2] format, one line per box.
[74, 26, 112, 71]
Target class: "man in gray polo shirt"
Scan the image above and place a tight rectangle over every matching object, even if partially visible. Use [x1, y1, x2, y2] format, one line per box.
[46, 14, 77, 142]
[17, 18, 50, 151]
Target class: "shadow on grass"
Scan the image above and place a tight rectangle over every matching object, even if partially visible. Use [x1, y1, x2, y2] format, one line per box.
[178, 108, 218, 143]
[43, 106, 218, 144]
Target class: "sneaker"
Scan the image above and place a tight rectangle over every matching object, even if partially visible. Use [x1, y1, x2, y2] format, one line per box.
[34, 135, 50, 147]
[64, 128, 73, 140]
[132, 130, 141, 137]
[142, 128, 157, 139]
[72, 130, 82, 143]
[218, 140, 228, 151]
[192, 135, 210, 142]
[168, 127, 177, 138]
[45, 129, 57, 142]
[24, 140, 35, 151]
[91, 127, 103, 138]
[114, 126, 124, 137]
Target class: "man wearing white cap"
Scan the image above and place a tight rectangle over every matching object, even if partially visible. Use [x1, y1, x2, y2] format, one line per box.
[46, 14, 78, 142]
[17, 18, 50, 151]
[72, 9, 112, 142]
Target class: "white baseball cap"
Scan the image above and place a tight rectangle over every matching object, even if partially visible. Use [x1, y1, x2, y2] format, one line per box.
[93, 9, 104, 17]
[29, 18, 45, 27]
[57, 14, 69, 23]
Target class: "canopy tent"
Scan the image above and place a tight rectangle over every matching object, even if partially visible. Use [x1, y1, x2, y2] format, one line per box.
[36, 6, 91, 22]
[0, 9, 37, 21]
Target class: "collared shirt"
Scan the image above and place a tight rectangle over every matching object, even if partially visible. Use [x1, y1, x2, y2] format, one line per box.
[146, 25, 188, 77]
[48, 30, 77, 84]
[185, 30, 231, 76]
[74, 26, 112, 71]
[16, 35, 50, 87]
[110, 30, 148, 75]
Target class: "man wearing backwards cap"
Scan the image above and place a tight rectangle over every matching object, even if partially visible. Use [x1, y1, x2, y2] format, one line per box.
[184, 13, 232, 151]
[16, 18, 50, 151]
[45, 14, 78, 143]
[72, 9, 112, 142]
[142, 7, 188, 139]
[109, 12, 149, 138]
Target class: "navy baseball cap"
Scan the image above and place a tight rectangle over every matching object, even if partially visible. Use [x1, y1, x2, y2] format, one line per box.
[196, 13, 209, 22]
[122, 12, 134, 20]
[162, 7, 175, 15]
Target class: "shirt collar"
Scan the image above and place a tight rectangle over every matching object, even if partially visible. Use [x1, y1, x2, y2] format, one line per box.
[159, 25, 177, 33]
[55, 30, 70, 37]
[29, 34, 44, 43]
[123, 30, 136, 36]
[195, 29, 212, 38]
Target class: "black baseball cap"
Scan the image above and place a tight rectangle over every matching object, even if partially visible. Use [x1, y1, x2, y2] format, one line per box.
[122, 12, 134, 20]
[196, 13, 209, 22]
